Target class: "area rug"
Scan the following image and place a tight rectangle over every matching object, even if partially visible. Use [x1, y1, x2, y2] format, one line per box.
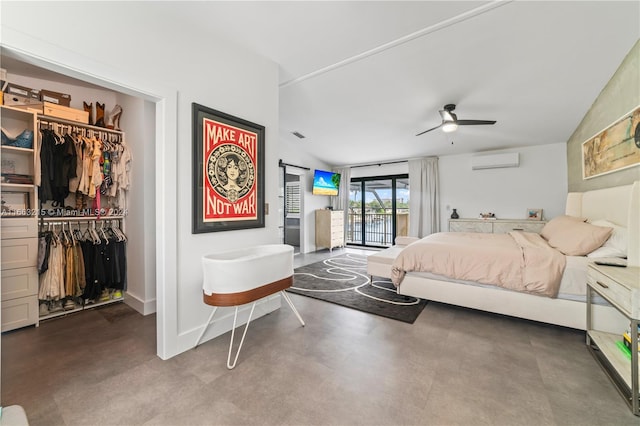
[288, 254, 427, 323]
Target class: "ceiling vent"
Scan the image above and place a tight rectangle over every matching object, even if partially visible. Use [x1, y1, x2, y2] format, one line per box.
[471, 152, 519, 170]
[292, 131, 306, 139]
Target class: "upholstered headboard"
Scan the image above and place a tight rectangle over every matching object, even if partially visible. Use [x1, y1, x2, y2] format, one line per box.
[565, 181, 640, 266]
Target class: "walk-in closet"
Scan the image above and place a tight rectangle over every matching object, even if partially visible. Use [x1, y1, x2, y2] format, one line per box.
[1, 52, 157, 332]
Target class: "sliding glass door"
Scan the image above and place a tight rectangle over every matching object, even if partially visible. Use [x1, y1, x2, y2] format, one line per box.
[347, 174, 409, 247]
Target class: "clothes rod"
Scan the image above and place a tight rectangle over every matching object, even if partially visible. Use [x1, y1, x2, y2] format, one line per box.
[40, 215, 124, 222]
[38, 115, 124, 135]
[278, 159, 310, 170]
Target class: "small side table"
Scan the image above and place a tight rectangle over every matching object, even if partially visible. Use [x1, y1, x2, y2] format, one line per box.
[586, 263, 640, 416]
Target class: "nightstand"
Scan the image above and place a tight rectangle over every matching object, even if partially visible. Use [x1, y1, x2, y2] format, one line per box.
[586, 263, 640, 415]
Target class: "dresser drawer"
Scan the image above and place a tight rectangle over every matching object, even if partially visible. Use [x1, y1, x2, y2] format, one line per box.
[1, 237, 38, 269]
[1, 266, 38, 300]
[449, 221, 492, 233]
[1, 295, 38, 332]
[588, 267, 631, 315]
[493, 222, 545, 234]
[1, 217, 38, 239]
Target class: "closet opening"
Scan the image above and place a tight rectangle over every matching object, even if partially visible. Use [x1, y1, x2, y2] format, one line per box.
[0, 49, 161, 352]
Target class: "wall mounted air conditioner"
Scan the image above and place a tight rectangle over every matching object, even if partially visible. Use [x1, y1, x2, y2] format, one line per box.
[471, 152, 519, 170]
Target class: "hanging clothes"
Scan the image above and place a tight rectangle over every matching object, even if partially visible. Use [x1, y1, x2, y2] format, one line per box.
[37, 231, 52, 274]
[38, 238, 65, 301]
[38, 129, 56, 203]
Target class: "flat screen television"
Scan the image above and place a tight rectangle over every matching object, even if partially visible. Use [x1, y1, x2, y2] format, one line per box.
[312, 169, 341, 196]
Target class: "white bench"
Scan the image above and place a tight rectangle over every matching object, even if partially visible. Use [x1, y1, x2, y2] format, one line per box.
[366, 237, 419, 279]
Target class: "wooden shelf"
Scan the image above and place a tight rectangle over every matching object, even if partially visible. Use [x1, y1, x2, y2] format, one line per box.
[1, 145, 34, 154]
[588, 330, 639, 391]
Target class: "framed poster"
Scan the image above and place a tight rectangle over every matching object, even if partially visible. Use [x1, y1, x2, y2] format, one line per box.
[582, 105, 640, 179]
[192, 103, 265, 233]
[526, 208, 543, 221]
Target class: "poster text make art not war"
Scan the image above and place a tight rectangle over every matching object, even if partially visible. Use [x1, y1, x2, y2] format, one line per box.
[202, 118, 258, 222]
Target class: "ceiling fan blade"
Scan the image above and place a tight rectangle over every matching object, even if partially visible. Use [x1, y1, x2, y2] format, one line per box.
[416, 124, 442, 136]
[456, 119, 496, 126]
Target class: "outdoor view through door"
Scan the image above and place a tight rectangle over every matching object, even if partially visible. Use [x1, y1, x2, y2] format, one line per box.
[348, 175, 409, 247]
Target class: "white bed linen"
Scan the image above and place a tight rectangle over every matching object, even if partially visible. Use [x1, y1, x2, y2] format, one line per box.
[401, 255, 608, 304]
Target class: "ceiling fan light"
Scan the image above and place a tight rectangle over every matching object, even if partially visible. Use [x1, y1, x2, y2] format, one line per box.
[442, 122, 458, 133]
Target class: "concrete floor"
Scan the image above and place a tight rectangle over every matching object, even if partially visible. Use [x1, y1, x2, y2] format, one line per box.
[1, 247, 637, 425]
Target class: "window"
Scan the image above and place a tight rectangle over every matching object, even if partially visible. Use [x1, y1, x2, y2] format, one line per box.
[285, 182, 300, 215]
[348, 174, 409, 247]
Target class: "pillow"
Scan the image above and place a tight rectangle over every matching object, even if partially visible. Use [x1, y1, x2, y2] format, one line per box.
[587, 219, 627, 258]
[541, 215, 613, 256]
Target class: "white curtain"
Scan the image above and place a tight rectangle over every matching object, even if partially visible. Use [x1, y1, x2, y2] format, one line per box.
[332, 166, 351, 238]
[408, 157, 440, 238]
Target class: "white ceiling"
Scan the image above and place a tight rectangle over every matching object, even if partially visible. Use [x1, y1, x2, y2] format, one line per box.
[160, 0, 638, 167]
[5, 1, 639, 167]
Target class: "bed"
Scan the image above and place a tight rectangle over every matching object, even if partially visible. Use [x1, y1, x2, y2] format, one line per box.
[369, 181, 639, 333]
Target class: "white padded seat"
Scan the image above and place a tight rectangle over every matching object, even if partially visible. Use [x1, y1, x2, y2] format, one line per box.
[367, 237, 420, 279]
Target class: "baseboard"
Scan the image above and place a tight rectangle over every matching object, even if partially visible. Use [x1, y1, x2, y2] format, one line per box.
[124, 292, 156, 315]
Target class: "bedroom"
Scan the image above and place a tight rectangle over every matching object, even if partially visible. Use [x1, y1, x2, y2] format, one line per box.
[0, 1, 639, 424]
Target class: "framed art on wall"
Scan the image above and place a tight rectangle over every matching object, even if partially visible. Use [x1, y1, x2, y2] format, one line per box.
[582, 105, 640, 179]
[192, 103, 265, 233]
[526, 208, 543, 221]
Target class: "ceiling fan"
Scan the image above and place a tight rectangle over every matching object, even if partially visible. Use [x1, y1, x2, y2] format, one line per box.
[416, 104, 496, 136]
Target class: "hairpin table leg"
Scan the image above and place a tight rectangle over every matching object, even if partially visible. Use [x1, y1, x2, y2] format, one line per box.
[281, 291, 305, 326]
[195, 306, 218, 348]
[227, 302, 257, 369]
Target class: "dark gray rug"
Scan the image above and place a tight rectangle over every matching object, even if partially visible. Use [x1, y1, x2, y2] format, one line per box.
[288, 254, 427, 323]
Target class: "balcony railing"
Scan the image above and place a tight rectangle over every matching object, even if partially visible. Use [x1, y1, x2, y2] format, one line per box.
[347, 211, 409, 247]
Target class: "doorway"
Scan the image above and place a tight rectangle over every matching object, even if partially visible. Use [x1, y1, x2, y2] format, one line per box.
[0, 45, 170, 357]
[347, 174, 409, 247]
[284, 173, 302, 253]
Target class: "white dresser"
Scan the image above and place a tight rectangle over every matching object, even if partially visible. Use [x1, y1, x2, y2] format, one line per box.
[315, 209, 344, 251]
[1, 217, 39, 331]
[449, 218, 546, 234]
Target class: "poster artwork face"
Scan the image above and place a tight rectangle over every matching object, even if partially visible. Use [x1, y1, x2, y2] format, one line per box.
[202, 118, 257, 222]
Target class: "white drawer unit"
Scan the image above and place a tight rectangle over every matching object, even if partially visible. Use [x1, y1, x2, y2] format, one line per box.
[315, 209, 344, 251]
[449, 220, 492, 233]
[1, 106, 39, 332]
[1, 296, 38, 332]
[1, 238, 38, 270]
[449, 219, 546, 234]
[1, 217, 38, 240]
[1, 267, 38, 301]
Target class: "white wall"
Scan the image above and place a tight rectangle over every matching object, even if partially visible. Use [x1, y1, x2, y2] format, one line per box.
[284, 144, 565, 245]
[439, 143, 568, 225]
[2, 2, 281, 360]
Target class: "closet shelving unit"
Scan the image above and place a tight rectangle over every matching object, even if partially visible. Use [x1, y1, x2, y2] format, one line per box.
[36, 113, 128, 322]
[1, 106, 39, 332]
